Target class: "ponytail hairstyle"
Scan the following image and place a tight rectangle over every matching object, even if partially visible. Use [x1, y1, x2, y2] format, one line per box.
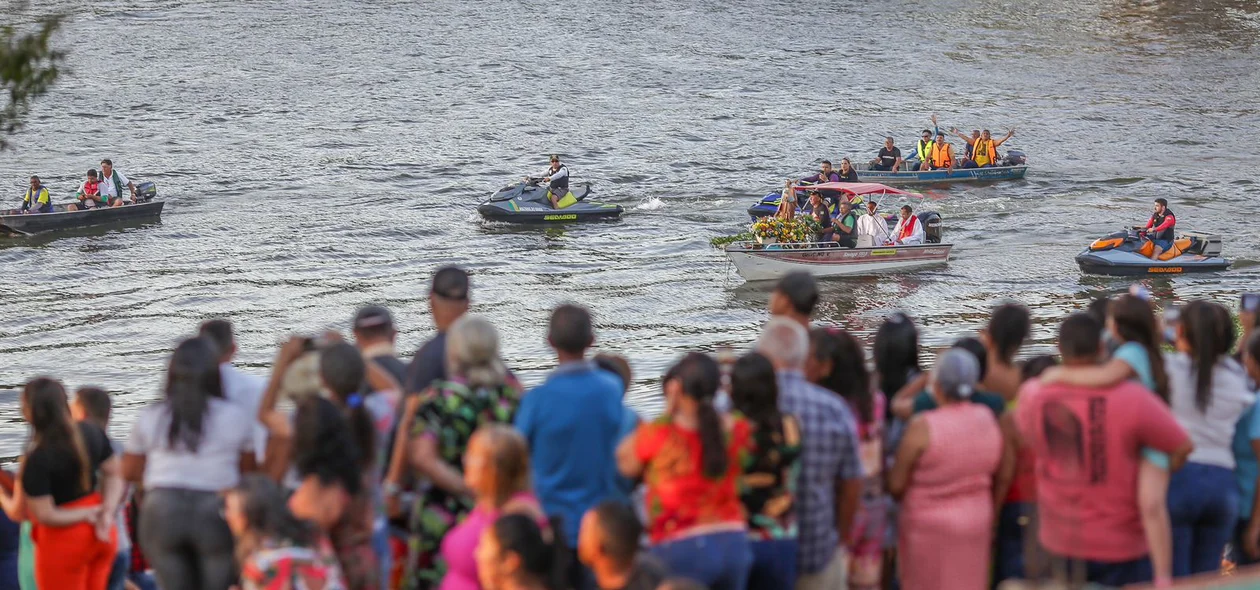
[1108, 294, 1170, 402]
[319, 342, 376, 472]
[809, 328, 873, 424]
[987, 303, 1031, 365]
[164, 337, 225, 452]
[22, 378, 92, 493]
[293, 396, 363, 495]
[874, 312, 920, 401]
[665, 352, 727, 479]
[1180, 300, 1235, 413]
[729, 352, 784, 447]
[490, 513, 566, 590]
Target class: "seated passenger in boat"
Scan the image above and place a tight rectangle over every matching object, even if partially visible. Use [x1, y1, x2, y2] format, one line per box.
[869, 137, 903, 172]
[800, 160, 840, 185]
[98, 159, 137, 206]
[912, 116, 942, 171]
[1144, 198, 1176, 258]
[837, 158, 859, 182]
[928, 133, 954, 171]
[71, 169, 108, 211]
[890, 205, 926, 246]
[951, 128, 1015, 168]
[831, 200, 858, 248]
[20, 176, 52, 214]
[806, 191, 834, 242]
[856, 200, 892, 246]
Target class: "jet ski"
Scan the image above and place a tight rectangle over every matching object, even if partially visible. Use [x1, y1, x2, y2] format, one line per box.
[1075, 228, 1230, 276]
[477, 180, 624, 223]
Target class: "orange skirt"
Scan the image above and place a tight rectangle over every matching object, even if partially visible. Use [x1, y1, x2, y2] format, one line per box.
[31, 492, 117, 590]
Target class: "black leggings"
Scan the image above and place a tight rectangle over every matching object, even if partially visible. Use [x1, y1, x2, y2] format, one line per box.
[140, 488, 237, 590]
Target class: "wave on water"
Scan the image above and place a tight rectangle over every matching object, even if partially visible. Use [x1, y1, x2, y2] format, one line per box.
[636, 197, 666, 211]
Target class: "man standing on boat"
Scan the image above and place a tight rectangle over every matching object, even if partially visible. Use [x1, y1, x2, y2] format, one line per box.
[98, 159, 137, 206]
[856, 200, 892, 246]
[889, 205, 926, 246]
[1144, 198, 1176, 259]
[869, 137, 903, 172]
[20, 176, 52, 214]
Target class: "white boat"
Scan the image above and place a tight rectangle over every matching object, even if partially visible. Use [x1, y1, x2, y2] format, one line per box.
[724, 241, 953, 281]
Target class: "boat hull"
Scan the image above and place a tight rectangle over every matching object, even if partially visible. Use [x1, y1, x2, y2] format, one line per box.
[477, 202, 624, 223]
[0, 201, 165, 235]
[725, 242, 953, 281]
[854, 164, 1027, 185]
[1075, 249, 1230, 276]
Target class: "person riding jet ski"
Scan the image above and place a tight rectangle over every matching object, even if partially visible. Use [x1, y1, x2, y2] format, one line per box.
[523, 155, 569, 208]
[1143, 198, 1176, 259]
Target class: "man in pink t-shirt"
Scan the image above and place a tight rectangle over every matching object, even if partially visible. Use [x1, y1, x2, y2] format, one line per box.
[1017, 313, 1192, 587]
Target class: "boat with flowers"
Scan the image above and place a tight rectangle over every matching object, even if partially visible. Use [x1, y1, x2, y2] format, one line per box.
[746, 182, 919, 219]
[725, 211, 952, 281]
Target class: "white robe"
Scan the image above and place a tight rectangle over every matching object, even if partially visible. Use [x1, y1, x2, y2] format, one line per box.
[856, 212, 892, 246]
[890, 214, 926, 245]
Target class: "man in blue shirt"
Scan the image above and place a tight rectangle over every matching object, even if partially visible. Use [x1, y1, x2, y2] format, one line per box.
[515, 304, 625, 583]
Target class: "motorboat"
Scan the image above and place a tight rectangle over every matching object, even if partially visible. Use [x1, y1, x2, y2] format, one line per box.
[747, 182, 918, 219]
[1, 182, 163, 236]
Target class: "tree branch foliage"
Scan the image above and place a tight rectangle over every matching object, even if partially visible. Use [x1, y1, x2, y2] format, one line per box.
[1, 12, 65, 150]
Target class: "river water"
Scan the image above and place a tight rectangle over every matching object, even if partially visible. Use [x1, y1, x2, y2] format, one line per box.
[2, 0, 1259, 453]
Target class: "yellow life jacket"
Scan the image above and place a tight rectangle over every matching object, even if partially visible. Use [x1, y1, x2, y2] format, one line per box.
[24, 187, 50, 207]
[973, 138, 996, 166]
[930, 143, 953, 168]
[916, 139, 934, 162]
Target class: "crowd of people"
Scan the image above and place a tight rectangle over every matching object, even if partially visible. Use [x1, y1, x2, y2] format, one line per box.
[15, 159, 141, 214]
[3, 265, 1260, 590]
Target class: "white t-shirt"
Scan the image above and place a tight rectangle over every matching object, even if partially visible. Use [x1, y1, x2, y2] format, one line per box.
[98, 170, 130, 199]
[1165, 352, 1254, 468]
[125, 397, 254, 491]
[221, 363, 268, 462]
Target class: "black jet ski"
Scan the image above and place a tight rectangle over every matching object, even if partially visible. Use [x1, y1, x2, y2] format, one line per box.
[1075, 228, 1230, 276]
[477, 180, 624, 223]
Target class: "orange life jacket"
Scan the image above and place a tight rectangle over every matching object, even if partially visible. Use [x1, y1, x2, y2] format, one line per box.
[973, 138, 996, 166]
[930, 143, 953, 168]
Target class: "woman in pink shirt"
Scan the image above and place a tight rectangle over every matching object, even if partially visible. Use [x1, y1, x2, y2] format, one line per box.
[440, 425, 548, 590]
[889, 349, 1013, 590]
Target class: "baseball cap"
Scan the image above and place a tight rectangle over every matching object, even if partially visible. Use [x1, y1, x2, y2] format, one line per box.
[353, 305, 394, 331]
[431, 266, 470, 301]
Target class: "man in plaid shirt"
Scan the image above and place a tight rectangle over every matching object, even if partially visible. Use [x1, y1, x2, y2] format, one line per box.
[759, 316, 864, 590]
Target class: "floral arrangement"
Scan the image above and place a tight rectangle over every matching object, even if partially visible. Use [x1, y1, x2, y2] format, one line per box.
[750, 215, 817, 244]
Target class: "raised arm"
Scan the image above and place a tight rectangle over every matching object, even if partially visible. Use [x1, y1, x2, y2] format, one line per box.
[1038, 358, 1135, 390]
[949, 127, 977, 145]
[993, 128, 1015, 148]
[258, 338, 308, 422]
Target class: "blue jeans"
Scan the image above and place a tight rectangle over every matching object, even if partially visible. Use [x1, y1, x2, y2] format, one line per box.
[1169, 462, 1239, 576]
[994, 502, 1032, 585]
[1050, 554, 1152, 586]
[650, 531, 752, 590]
[747, 538, 796, 590]
[371, 524, 391, 587]
[129, 571, 159, 590]
[107, 549, 130, 590]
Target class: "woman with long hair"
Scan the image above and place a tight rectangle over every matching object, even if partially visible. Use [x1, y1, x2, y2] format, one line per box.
[475, 514, 565, 590]
[124, 337, 257, 590]
[807, 328, 885, 590]
[439, 425, 549, 590]
[729, 352, 801, 589]
[617, 353, 753, 590]
[873, 312, 920, 422]
[226, 475, 347, 590]
[981, 302, 1032, 401]
[1163, 301, 1252, 576]
[0, 377, 123, 589]
[1039, 293, 1177, 583]
[396, 315, 523, 589]
[888, 349, 1012, 590]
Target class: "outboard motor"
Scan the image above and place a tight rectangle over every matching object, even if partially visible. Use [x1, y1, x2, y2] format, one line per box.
[134, 181, 158, 202]
[1002, 150, 1027, 166]
[918, 211, 943, 244]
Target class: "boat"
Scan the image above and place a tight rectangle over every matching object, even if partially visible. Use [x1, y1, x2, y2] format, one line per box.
[725, 211, 952, 281]
[747, 182, 918, 219]
[852, 162, 1028, 185]
[477, 181, 624, 223]
[1, 182, 163, 236]
[1075, 228, 1230, 276]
